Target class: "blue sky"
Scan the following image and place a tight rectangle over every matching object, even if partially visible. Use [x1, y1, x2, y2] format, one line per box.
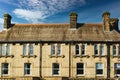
[0, 0, 120, 30]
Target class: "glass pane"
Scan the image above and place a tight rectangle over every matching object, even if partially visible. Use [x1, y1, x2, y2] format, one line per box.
[53, 70, 59, 74]
[94, 44, 98, 55]
[53, 63, 59, 75]
[77, 70, 83, 74]
[96, 63, 103, 69]
[51, 44, 55, 55]
[96, 70, 103, 74]
[77, 63, 83, 68]
[24, 63, 31, 75]
[6, 44, 11, 55]
[116, 70, 120, 74]
[75, 45, 79, 55]
[29, 44, 33, 55]
[113, 45, 116, 56]
[2, 63, 8, 75]
[57, 44, 61, 55]
[100, 44, 104, 55]
[82, 44, 85, 55]
[23, 44, 27, 55]
[1, 44, 5, 56]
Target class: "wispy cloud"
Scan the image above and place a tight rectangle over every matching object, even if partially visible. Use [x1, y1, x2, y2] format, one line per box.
[0, 0, 18, 6]
[13, 0, 86, 23]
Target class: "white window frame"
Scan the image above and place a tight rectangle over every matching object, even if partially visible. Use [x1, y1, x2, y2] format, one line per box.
[96, 63, 104, 76]
[114, 63, 120, 76]
[52, 63, 60, 76]
[23, 44, 27, 55]
[6, 44, 11, 55]
[1, 63, 9, 76]
[100, 44, 104, 56]
[56, 44, 61, 55]
[1, 44, 6, 56]
[29, 44, 34, 55]
[24, 63, 31, 75]
[75, 44, 80, 55]
[51, 44, 61, 55]
[76, 63, 84, 76]
[23, 44, 34, 55]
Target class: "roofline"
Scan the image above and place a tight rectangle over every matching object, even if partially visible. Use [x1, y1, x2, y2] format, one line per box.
[0, 40, 119, 44]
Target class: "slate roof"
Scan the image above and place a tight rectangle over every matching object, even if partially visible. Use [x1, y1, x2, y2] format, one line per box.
[0, 23, 120, 42]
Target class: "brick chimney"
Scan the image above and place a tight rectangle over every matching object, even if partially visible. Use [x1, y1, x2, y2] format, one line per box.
[4, 13, 12, 29]
[102, 11, 110, 31]
[70, 12, 78, 28]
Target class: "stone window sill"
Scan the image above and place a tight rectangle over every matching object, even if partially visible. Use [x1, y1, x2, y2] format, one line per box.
[21, 55, 37, 58]
[92, 55, 107, 58]
[49, 55, 65, 58]
[0, 55, 14, 58]
[73, 55, 89, 58]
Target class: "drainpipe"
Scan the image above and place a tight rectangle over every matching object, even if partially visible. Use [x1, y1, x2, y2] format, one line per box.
[69, 43, 71, 79]
[40, 43, 42, 78]
[107, 43, 110, 80]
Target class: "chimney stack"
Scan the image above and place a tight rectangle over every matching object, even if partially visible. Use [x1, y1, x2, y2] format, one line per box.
[102, 11, 110, 31]
[70, 12, 78, 28]
[4, 13, 12, 29]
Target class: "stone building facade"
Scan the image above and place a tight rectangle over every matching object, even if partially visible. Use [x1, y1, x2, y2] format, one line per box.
[0, 12, 120, 80]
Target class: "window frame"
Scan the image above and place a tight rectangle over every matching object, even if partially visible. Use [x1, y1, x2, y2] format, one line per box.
[114, 63, 120, 76]
[51, 44, 55, 55]
[76, 63, 84, 76]
[23, 44, 27, 55]
[96, 63, 104, 76]
[52, 63, 60, 75]
[6, 44, 11, 55]
[75, 44, 80, 55]
[81, 44, 86, 55]
[29, 44, 34, 55]
[24, 63, 31, 75]
[56, 44, 61, 55]
[94, 44, 98, 55]
[113, 45, 117, 56]
[118, 46, 120, 56]
[100, 44, 104, 56]
[1, 63, 9, 76]
[1, 44, 6, 56]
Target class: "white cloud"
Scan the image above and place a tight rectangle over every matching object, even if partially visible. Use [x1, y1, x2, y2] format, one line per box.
[13, 0, 86, 23]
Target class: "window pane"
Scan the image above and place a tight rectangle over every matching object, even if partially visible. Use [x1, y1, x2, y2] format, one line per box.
[51, 44, 55, 55]
[77, 63, 84, 75]
[114, 63, 120, 75]
[1, 44, 5, 56]
[96, 69, 103, 74]
[96, 63, 103, 75]
[94, 44, 98, 55]
[100, 44, 104, 55]
[81, 44, 85, 55]
[75, 45, 79, 55]
[52, 63, 59, 75]
[24, 63, 31, 75]
[113, 45, 116, 56]
[2, 63, 9, 75]
[29, 44, 33, 55]
[23, 44, 27, 55]
[6, 44, 11, 55]
[57, 44, 61, 55]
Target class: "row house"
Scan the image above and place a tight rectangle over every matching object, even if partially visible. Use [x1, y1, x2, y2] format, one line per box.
[0, 12, 119, 80]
